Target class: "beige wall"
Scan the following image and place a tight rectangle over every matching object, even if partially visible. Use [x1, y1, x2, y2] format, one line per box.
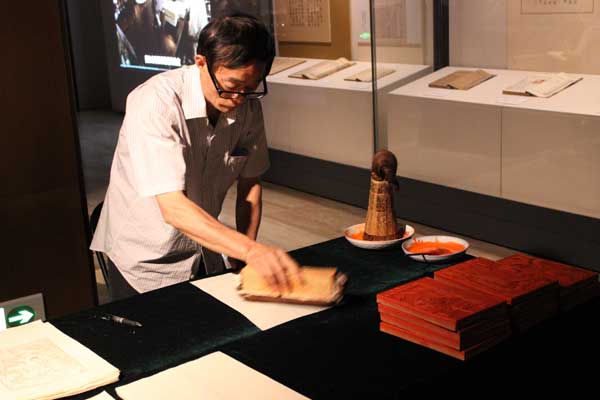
[276, 0, 351, 60]
[449, 0, 507, 68]
[450, 0, 600, 74]
[350, 0, 429, 65]
[0, 1, 96, 317]
[507, 0, 600, 74]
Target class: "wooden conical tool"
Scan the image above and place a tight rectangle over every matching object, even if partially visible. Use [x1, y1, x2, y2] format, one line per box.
[364, 150, 405, 241]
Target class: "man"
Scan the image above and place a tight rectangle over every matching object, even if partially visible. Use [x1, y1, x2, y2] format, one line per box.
[91, 14, 300, 301]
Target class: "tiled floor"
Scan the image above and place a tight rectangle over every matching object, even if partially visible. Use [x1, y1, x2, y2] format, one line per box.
[78, 110, 516, 304]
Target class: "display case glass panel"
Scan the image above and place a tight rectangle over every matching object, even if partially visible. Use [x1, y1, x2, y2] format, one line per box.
[378, 0, 600, 218]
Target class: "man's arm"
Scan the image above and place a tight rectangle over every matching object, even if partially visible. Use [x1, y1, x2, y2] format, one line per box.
[155, 190, 299, 290]
[236, 176, 262, 241]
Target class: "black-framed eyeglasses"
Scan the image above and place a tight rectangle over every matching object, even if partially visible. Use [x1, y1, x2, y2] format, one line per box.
[206, 63, 268, 99]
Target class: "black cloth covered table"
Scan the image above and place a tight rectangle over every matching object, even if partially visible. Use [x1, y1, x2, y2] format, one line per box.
[53, 237, 600, 399]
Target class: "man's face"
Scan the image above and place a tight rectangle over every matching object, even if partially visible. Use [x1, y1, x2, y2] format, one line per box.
[195, 55, 264, 114]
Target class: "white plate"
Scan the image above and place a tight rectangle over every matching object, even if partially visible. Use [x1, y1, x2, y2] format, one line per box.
[402, 235, 469, 262]
[344, 223, 414, 250]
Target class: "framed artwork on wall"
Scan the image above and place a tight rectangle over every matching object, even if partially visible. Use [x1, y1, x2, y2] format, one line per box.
[274, 0, 331, 43]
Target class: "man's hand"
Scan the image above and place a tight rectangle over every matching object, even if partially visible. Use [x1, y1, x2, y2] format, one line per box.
[245, 242, 302, 293]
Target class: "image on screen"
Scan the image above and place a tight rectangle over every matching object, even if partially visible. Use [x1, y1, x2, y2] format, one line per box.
[112, 0, 211, 71]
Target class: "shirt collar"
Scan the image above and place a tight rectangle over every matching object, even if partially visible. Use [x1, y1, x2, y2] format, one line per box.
[182, 64, 238, 126]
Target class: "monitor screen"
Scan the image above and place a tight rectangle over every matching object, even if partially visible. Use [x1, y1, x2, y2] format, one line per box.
[112, 0, 211, 71]
[102, 0, 273, 110]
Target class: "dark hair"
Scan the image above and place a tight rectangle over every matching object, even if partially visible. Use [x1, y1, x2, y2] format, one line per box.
[197, 13, 275, 76]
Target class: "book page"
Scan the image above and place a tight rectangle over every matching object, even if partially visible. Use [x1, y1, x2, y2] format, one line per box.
[0, 321, 120, 400]
[190, 273, 329, 330]
[503, 73, 582, 98]
[502, 76, 541, 96]
[344, 67, 395, 82]
[116, 351, 310, 400]
[0, 338, 86, 392]
[525, 73, 582, 98]
[269, 57, 306, 76]
[289, 57, 355, 80]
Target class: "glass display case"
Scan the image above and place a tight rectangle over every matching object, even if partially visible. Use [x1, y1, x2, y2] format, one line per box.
[383, 0, 600, 219]
[374, 0, 599, 270]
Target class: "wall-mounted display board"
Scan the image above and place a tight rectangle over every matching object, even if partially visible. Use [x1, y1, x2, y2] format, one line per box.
[521, 0, 594, 14]
[274, 0, 332, 43]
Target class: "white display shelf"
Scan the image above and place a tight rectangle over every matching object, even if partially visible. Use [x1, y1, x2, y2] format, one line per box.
[267, 59, 432, 92]
[263, 58, 431, 169]
[389, 66, 600, 117]
[387, 66, 600, 218]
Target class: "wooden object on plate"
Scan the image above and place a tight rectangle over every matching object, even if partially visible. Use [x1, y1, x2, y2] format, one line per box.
[237, 266, 347, 306]
[364, 150, 405, 241]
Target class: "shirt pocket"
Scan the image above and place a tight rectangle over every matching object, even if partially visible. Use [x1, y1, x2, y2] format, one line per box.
[219, 153, 248, 191]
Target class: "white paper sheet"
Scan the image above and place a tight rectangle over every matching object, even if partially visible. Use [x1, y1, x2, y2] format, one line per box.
[190, 273, 329, 330]
[0, 321, 119, 400]
[116, 351, 310, 400]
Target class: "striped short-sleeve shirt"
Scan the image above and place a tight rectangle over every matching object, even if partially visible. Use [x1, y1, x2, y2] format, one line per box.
[91, 65, 270, 293]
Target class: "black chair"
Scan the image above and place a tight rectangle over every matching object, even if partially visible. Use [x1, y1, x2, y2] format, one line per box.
[89, 201, 111, 292]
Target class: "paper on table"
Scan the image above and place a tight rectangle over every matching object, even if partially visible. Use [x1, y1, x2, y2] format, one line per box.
[116, 351, 310, 400]
[85, 391, 115, 400]
[191, 273, 330, 330]
[269, 57, 306, 76]
[0, 320, 119, 400]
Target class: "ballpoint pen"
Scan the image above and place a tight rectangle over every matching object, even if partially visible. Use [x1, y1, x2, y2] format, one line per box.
[100, 313, 143, 328]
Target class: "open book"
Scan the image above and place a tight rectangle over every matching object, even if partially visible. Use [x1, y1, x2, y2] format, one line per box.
[268, 57, 306, 76]
[238, 266, 346, 306]
[502, 73, 582, 98]
[0, 321, 119, 400]
[344, 67, 395, 82]
[289, 57, 355, 80]
[429, 69, 495, 90]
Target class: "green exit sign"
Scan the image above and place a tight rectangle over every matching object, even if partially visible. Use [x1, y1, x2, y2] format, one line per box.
[0, 293, 45, 331]
[7, 305, 36, 327]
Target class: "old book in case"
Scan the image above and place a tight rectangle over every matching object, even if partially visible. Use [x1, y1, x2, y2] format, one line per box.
[289, 57, 355, 80]
[502, 73, 582, 98]
[428, 69, 495, 90]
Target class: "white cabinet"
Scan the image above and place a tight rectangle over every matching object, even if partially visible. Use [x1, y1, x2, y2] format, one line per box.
[388, 66, 600, 218]
[263, 59, 431, 168]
